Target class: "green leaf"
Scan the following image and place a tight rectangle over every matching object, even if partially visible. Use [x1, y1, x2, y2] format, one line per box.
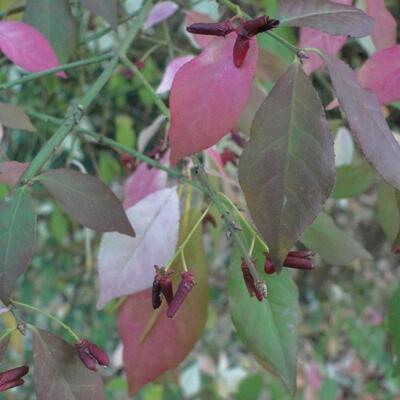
[388, 286, 400, 375]
[239, 62, 336, 270]
[331, 161, 375, 199]
[23, 0, 78, 63]
[0, 103, 36, 132]
[0, 187, 36, 303]
[49, 207, 70, 243]
[378, 181, 399, 242]
[228, 222, 300, 395]
[236, 374, 263, 400]
[98, 151, 121, 184]
[37, 169, 135, 237]
[32, 328, 105, 399]
[79, 0, 118, 30]
[301, 213, 371, 265]
[115, 115, 136, 149]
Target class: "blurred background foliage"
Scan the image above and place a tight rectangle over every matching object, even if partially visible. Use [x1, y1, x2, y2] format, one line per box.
[0, 0, 400, 399]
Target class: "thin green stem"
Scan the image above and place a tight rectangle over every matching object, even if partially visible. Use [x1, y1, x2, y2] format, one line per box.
[17, 0, 154, 185]
[10, 300, 80, 342]
[120, 55, 170, 118]
[0, 53, 113, 91]
[217, 0, 243, 16]
[163, 21, 174, 60]
[266, 31, 300, 54]
[165, 204, 211, 271]
[0, 327, 16, 342]
[0, 5, 24, 18]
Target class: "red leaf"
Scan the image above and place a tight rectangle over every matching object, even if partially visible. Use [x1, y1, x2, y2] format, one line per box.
[168, 33, 258, 165]
[0, 162, 28, 187]
[117, 210, 208, 395]
[0, 21, 66, 77]
[366, 0, 397, 50]
[358, 45, 400, 105]
[298, 0, 352, 74]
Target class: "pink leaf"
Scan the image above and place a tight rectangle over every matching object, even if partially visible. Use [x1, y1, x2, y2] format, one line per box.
[299, 0, 351, 74]
[367, 0, 397, 50]
[185, 11, 216, 49]
[97, 188, 179, 309]
[358, 45, 400, 104]
[0, 21, 66, 78]
[118, 209, 208, 395]
[0, 162, 28, 187]
[156, 56, 195, 94]
[123, 156, 169, 209]
[143, 1, 178, 30]
[168, 33, 258, 165]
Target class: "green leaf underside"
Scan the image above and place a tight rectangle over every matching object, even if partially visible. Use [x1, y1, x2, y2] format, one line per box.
[388, 286, 400, 374]
[32, 328, 105, 400]
[23, 0, 78, 63]
[301, 213, 371, 265]
[239, 62, 335, 269]
[321, 53, 400, 191]
[278, 0, 373, 37]
[0, 187, 36, 302]
[228, 220, 300, 394]
[37, 169, 135, 237]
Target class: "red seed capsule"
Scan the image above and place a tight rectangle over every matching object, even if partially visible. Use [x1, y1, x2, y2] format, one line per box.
[220, 148, 239, 167]
[0, 378, 25, 392]
[0, 366, 29, 389]
[239, 16, 280, 37]
[187, 20, 235, 37]
[152, 274, 162, 310]
[230, 131, 247, 148]
[233, 35, 250, 68]
[166, 271, 195, 318]
[76, 339, 109, 371]
[264, 256, 276, 275]
[241, 258, 265, 301]
[153, 266, 174, 309]
[120, 153, 137, 172]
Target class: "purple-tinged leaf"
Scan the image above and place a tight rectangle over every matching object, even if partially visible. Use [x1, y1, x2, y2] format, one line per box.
[23, 0, 78, 65]
[97, 187, 179, 309]
[301, 213, 371, 265]
[79, 0, 118, 29]
[143, 1, 178, 30]
[0, 162, 29, 187]
[123, 160, 168, 209]
[37, 169, 135, 237]
[366, 0, 397, 51]
[32, 328, 105, 400]
[0, 103, 36, 133]
[238, 62, 335, 270]
[0, 188, 36, 303]
[358, 45, 400, 105]
[228, 222, 299, 395]
[278, 0, 373, 37]
[0, 21, 66, 77]
[118, 209, 208, 396]
[156, 56, 195, 94]
[321, 52, 400, 190]
[0, 335, 10, 362]
[168, 33, 258, 165]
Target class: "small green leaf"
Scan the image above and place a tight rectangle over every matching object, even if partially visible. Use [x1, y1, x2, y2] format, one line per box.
[115, 115, 136, 149]
[228, 223, 300, 395]
[0, 187, 36, 303]
[50, 207, 70, 243]
[301, 213, 371, 265]
[23, 0, 78, 63]
[37, 169, 135, 237]
[98, 151, 121, 184]
[331, 161, 375, 199]
[388, 287, 400, 374]
[378, 181, 399, 242]
[32, 328, 105, 399]
[236, 374, 263, 400]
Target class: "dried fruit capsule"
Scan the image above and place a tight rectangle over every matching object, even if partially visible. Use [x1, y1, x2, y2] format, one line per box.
[264, 251, 315, 274]
[187, 20, 235, 37]
[220, 148, 239, 167]
[239, 16, 280, 37]
[233, 35, 250, 68]
[0, 366, 29, 392]
[241, 258, 265, 301]
[153, 266, 174, 309]
[166, 271, 195, 318]
[76, 339, 109, 371]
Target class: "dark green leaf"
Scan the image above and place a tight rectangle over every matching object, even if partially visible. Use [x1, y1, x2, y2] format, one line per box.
[388, 286, 400, 374]
[0, 188, 36, 303]
[79, 0, 118, 30]
[32, 328, 105, 400]
[239, 62, 335, 269]
[301, 213, 371, 265]
[37, 169, 135, 237]
[377, 182, 399, 242]
[0, 103, 36, 132]
[228, 222, 300, 394]
[331, 161, 375, 199]
[236, 374, 263, 400]
[23, 0, 78, 63]
[321, 53, 400, 191]
[278, 0, 373, 37]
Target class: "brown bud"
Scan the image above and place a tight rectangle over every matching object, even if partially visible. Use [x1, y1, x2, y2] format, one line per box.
[166, 271, 195, 318]
[76, 339, 109, 371]
[0, 366, 28, 392]
[187, 19, 235, 37]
